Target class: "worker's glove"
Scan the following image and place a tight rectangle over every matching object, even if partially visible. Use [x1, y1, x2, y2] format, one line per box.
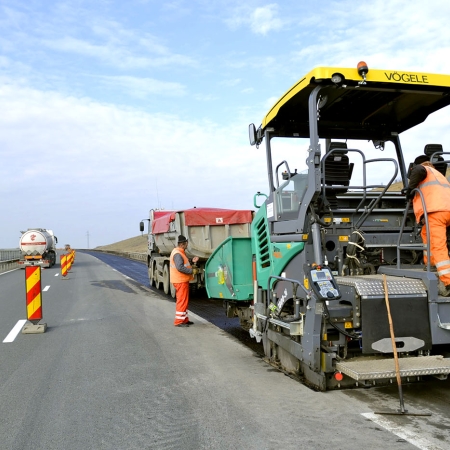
[192, 268, 199, 275]
[401, 188, 414, 200]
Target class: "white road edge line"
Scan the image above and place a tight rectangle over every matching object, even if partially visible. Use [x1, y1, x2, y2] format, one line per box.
[43, 285, 50, 291]
[361, 412, 437, 450]
[3, 320, 27, 343]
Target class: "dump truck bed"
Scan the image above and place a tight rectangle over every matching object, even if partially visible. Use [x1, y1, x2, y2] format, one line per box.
[151, 208, 253, 260]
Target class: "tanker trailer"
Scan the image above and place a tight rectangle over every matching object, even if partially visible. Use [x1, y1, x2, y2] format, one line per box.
[18, 229, 58, 268]
[140, 208, 253, 305]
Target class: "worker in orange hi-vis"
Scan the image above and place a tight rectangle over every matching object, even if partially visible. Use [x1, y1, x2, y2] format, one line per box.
[406, 154, 450, 296]
[65, 244, 75, 264]
[169, 235, 199, 327]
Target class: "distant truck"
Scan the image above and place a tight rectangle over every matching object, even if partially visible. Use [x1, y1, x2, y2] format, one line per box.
[140, 208, 253, 298]
[18, 229, 58, 268]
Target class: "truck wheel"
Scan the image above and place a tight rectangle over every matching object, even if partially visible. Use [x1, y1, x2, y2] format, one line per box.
[148, 262, 155, 287]
[170, 282, 176, 298]
[47, 252, 55, 267]
[163, 264, 170, 295]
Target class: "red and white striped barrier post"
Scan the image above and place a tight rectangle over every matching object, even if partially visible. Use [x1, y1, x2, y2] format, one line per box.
[60, 254, 68, 278]
[22, 266, 47, 334]
[67, 252, 72, 272]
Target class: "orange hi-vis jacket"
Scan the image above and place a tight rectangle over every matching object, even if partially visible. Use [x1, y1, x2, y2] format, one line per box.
[413, 166, 450, 223]
[170, 247, 192, 283]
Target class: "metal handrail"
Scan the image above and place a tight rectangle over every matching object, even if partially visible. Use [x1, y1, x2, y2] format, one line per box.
[321, 149, 399, 228]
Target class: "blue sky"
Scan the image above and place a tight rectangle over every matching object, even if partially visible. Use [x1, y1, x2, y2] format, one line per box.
[1, 0, 450, 248]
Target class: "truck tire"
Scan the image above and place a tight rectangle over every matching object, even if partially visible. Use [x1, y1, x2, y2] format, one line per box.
[148, 261, 155, 287]
[163, 264, 170, 295]
[155, 263, 163, 290]
[170, 282, 176, 298]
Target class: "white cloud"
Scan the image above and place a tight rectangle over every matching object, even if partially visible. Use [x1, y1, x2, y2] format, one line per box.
[0, 82, 265, 247]
[220, 78, 241, 87]
[41, 36, 195, 70]
[291, 0, 450, 73]
[225, 3, 285, 35]
[97, 75, 186, 97]
[250, 4, 283, 35]
[193, 93, 219, 101]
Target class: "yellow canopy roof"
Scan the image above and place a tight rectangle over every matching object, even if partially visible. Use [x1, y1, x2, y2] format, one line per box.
[261, 65, 450, 140]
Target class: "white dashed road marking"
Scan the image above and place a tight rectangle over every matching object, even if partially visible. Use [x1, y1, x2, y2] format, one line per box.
[3, 320, 27, 343]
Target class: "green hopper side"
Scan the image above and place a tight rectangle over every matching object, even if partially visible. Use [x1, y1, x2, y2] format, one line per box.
[205, 237, 253, 301]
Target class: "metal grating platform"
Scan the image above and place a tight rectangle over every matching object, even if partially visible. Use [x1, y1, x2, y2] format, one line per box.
[336, 355, 450, 380]
[335, 275, 427, 298]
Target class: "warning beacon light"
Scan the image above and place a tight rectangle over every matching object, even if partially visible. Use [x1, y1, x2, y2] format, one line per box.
[357, 61, 369, 85]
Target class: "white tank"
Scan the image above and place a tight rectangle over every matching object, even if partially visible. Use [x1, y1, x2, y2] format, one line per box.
[19, 229, 55, 256]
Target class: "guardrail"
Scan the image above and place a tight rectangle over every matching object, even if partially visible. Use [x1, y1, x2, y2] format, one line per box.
[0, 249, 148, 274]
[0, 248, 21, 274]
[0, 249, 21, 261]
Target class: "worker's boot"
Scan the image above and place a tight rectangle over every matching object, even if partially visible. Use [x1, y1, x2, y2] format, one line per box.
[438, 281, 450, 297]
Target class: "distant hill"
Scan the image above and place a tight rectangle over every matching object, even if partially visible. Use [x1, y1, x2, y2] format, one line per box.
[95, 235, 148, 253]
[386, 180, 403, 191]
[377, 167, 450, 192]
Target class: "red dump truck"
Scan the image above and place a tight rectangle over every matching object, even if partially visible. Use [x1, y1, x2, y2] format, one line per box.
[140, 208, 253, 297]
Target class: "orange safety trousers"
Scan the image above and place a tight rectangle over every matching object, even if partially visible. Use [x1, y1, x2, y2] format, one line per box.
[421, 211, 450, 286]
[174, 282, 190, 325]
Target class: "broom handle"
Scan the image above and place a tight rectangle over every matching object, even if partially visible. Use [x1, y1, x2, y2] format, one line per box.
[383, 274, 405, 412]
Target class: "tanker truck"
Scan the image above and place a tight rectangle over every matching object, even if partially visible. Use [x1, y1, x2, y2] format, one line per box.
[18, 229, 58, 268]
[140, 208, 253, 323]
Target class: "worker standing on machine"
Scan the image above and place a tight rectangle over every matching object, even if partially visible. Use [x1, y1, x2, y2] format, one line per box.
[170, 235, 199, 327]
[406, 155, 450, 296]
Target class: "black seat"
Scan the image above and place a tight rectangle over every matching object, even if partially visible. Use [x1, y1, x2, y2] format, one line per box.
[323, 142, 354, 193]
[424, 144, 447, 176]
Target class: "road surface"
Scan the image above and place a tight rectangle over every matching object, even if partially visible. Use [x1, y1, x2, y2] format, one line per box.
[0, 251, 449, 449]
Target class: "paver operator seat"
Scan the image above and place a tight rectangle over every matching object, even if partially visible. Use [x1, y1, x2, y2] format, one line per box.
[322, 142, 354, 200]
[424, 143, 447, 176]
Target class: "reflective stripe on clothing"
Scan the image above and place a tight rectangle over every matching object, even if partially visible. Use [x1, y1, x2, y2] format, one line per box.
[421, 237, 432, 264]
[173, 281, 190, 325]
[420, 211, 450, 286]
[436, 260, 450, 268]
[413, 166, 450, 223]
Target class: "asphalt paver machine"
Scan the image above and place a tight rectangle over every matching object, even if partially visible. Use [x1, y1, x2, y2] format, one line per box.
[206, 62, 450, 390]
